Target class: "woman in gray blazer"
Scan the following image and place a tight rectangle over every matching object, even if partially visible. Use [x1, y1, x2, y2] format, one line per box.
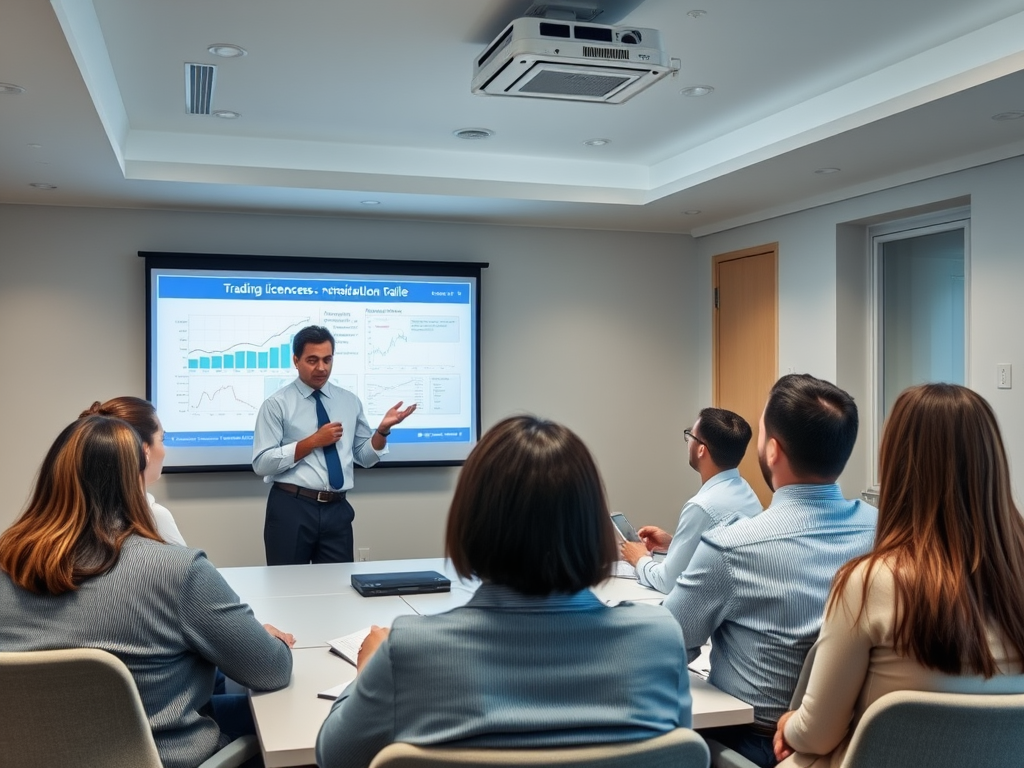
[0, 415, 294, 768]
[316, 415, 692, 768]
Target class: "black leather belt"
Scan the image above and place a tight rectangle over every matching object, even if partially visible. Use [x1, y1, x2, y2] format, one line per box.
[273, 482, 346, 503]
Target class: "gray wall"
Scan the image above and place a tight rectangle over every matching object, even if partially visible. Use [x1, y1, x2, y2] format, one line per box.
[0, 205, 701, 566]
[695, 153, 1024, 502]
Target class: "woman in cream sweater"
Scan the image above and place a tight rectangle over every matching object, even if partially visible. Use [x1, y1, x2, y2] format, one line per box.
[773, 383, 1024, 767]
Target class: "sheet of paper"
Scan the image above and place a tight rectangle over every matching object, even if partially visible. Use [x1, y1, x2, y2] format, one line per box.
[612, 560, 638, 579]
[317, 681, 349, 701]
[688, 643, 712, 679]
[326, 626, 372, 666]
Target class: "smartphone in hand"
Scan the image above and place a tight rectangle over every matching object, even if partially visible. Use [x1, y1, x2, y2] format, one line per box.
[610, 512, 642, 543]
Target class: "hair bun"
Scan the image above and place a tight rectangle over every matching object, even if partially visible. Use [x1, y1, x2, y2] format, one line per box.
[79, 401, 105, 418]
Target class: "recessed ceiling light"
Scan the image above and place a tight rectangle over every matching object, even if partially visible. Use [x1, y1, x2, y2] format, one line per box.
[992, 111, 1024, 121]
[29, 183, 57, 190]
[361, 200, 381, 206]
[453, 128, 494, 140]
[28, 143, 42, 149]
[583, 138, 610, 146]
[683, 210, 702, 215]
[207, 44, 247, 58]
[680, 85, 714, 97]
[0, 83, 25, 94]
[213, 110, 240, 119]
[687, 10, 707, 18]
[815, 167, 841, 174]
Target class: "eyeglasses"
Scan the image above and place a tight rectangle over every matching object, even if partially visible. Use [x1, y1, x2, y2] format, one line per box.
[683, 428, 706, 446]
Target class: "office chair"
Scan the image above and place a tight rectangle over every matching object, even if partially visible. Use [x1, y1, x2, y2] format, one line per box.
[839, 689, 1024, 768]
[709, 689, 1024, 768]
[0, 647, 259, 768]
[368, 727, 710, 768]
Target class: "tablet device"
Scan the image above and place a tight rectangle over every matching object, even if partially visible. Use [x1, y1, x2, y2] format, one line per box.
[610, 512, 642, 543]
[351, 571, 452, 597]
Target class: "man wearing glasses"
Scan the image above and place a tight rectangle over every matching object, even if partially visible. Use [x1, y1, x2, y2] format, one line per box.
[619, 408, 762, 594]
[663, 374, 877, 767]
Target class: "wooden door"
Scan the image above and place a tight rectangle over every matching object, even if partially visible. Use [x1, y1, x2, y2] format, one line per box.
[713, 245, 778, 507]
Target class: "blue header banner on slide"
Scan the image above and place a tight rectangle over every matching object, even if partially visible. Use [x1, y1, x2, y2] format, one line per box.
[159, 275, 471, 303]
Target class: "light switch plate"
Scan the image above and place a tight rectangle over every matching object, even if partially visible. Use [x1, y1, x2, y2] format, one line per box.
[998, 364, 1012, 389]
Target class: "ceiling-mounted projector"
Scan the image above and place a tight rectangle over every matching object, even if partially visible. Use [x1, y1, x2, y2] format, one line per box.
[472, 17, 676, 104]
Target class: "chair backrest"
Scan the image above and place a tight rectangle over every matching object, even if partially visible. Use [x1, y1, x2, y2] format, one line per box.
[788, 635, 821, 708]
[0, 647, 163, 768]
[840, 689, 1024, 768]
[368, 728, 709, 768]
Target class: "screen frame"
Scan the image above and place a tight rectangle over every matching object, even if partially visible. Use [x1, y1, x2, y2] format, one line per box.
[142, 251, 487, 473]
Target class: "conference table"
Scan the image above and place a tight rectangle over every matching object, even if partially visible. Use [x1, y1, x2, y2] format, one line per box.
[220, 558, 753, 768]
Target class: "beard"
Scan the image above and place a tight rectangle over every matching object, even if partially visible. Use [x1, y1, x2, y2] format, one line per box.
[758, 451, 775, 492]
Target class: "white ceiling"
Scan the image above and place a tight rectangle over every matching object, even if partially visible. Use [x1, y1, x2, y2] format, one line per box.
[3, 0, 1024, 235]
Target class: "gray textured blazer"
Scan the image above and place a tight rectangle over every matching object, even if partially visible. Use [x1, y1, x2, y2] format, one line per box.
[0, 536, 293, 768]
[316, 582, 692, 768]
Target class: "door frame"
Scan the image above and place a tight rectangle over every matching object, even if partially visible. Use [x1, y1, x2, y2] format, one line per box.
[868, 208, 970, 487]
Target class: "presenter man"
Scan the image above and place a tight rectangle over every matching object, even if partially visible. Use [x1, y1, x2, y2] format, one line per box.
[619, 407, 762, 594]
[253, 325, 416, 565]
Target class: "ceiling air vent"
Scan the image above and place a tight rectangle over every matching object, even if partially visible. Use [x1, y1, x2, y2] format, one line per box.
[519, 70, 630, 98]
[472, 17, 677, 104]
[582, 46, 630, 59]
[185, 63, 216, 115]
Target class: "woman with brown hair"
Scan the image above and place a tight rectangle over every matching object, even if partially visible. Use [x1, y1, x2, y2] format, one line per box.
[773, 383, 1024, 767]
[0, 415, 294, 768]
[81, 396, 185, 544]
[316, 415, 692, 768]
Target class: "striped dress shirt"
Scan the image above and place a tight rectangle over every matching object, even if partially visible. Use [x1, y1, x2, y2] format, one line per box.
[663, 483, 877, 727]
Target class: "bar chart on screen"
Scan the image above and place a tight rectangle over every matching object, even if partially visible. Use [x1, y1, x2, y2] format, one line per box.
[184, 314, 310, 371]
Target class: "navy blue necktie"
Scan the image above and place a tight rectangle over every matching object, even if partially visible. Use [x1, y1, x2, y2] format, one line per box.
[312, 389, 344, 490]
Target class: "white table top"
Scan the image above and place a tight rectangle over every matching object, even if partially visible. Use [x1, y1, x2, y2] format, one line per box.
[220, 558, 471, 600]
[243, 592, 418, 649]
[228, 558, 752, 767]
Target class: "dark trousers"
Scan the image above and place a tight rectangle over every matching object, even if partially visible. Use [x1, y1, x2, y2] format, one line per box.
[264, 484, 355, 565]
[207, 671, 264, 766]
[701, 724, 777, 767]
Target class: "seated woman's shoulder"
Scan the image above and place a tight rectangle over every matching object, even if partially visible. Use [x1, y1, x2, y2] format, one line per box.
[849, 556, 898, 590]
[609, 601, 685, 639]
[122, 534, 208, 570]
[831, 557, 899, 620]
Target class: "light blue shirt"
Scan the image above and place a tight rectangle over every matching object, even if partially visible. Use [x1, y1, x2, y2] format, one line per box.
[251, 378, 384, 492]
[663, 483, 877, 727]
[635, 468, 762, 594]
[316, 583, 692, 768]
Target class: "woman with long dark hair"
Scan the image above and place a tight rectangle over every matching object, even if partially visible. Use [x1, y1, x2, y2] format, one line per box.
[773, 384, 1024, 766]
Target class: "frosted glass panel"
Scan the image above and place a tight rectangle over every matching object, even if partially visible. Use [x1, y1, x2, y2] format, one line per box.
[881, 228, 965, 422]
